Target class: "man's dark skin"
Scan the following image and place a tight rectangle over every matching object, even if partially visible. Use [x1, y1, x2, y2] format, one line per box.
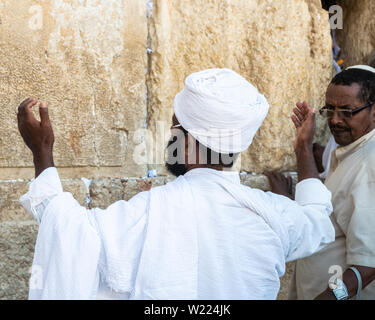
[266, 84, 375, 300]
[17, 98, 55, 177]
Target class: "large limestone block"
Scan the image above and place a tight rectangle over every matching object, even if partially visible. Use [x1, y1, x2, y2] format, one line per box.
[335, 0, 375, 67]
[0, 0, 147, 178]
[0, 221, 38, 300]
[147, 0, 332, 174]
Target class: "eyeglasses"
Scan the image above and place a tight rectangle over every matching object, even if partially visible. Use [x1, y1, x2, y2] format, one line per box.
[319, 101, 374, 119]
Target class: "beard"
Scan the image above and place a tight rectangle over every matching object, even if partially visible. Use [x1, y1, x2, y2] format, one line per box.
[165, 137, 187, 177]
[165, 162, 187, 177]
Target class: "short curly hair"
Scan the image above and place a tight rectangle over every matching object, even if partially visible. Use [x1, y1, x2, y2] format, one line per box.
[330, 68, 375, 104]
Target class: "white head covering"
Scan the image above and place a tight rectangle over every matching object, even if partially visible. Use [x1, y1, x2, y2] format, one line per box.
[174, 68, 269, 154]
[346, 65, 375, 73]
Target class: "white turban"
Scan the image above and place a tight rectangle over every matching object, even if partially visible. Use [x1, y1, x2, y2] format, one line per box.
[174, 68, 269, 154]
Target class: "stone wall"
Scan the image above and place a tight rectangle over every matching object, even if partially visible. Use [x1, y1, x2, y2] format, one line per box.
[0, 0, 334, 299]
[0, 0, 148, 179]
[0, 0, 332, 180]
[335, 0, 375, 67]
[147, 0, 333, 174]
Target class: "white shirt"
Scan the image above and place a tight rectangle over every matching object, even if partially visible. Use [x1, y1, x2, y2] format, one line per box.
[292, 128, 375, 300]
[319, 135, 338, 180]
[20, 167, 334, 300]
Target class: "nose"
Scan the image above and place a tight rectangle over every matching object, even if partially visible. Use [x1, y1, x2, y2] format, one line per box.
[328, 109, 344, 126]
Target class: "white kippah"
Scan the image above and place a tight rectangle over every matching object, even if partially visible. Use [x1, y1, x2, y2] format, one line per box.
[346, 65, 375, 73]
[174, 68, 269, 154]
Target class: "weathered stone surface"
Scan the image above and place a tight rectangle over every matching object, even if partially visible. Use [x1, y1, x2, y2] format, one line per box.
[147, 0, 333, 174]
[0, 221, 38, 300]
[335, 0, 375, 67]
[0, 181, 29, 222]
[278, 262, 295, 300]
[0, 0, 147, 178]
[0, 179, 87, 222]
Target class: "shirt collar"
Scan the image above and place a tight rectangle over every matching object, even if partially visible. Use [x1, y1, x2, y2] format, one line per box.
[334, 128, 375, 162]
[184, 167, 241, 185]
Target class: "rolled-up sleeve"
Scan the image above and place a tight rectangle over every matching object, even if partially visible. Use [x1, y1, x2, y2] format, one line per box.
[19, 167, 149, 299]
[19, 167, 102, 299]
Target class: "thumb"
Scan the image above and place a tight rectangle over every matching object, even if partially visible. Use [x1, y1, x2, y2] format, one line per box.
[39, 102, 50, 125]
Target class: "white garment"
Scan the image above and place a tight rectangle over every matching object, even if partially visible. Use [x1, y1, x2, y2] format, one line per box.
[319, 135, 338, 180]
[174, 68, 269, 153]
[20, 167, 334, 300]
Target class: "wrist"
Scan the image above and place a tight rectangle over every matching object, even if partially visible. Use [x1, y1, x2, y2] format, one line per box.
[295, 143, 319, 181]
[32, 148, 55, 177]
[295, 143, 313, 156]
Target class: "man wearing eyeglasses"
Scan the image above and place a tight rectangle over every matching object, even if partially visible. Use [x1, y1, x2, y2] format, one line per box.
[268, 65, 375, 300]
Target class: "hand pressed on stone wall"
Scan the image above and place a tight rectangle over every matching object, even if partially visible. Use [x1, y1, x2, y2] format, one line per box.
[264, 171, 294, 200]
[17, 98, 55, 178]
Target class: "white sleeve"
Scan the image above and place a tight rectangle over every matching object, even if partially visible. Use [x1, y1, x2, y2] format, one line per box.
[269, 178, 335, 262]
[19, 167, 101, 299]
[19, 167, 149, 299]
[19, 167, 63, 224]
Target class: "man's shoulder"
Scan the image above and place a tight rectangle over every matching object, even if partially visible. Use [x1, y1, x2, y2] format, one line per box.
[363, 139, 375, 159]
[148, 175, 186, 194]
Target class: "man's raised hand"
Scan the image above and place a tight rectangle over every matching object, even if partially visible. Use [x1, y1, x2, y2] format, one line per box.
[291, 101, 319, 181]
[291, 101, 316, 152]
[17, 98, 55, 177]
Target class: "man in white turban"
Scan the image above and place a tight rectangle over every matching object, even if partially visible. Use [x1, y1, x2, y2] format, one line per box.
[17, 68, 334, 300]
